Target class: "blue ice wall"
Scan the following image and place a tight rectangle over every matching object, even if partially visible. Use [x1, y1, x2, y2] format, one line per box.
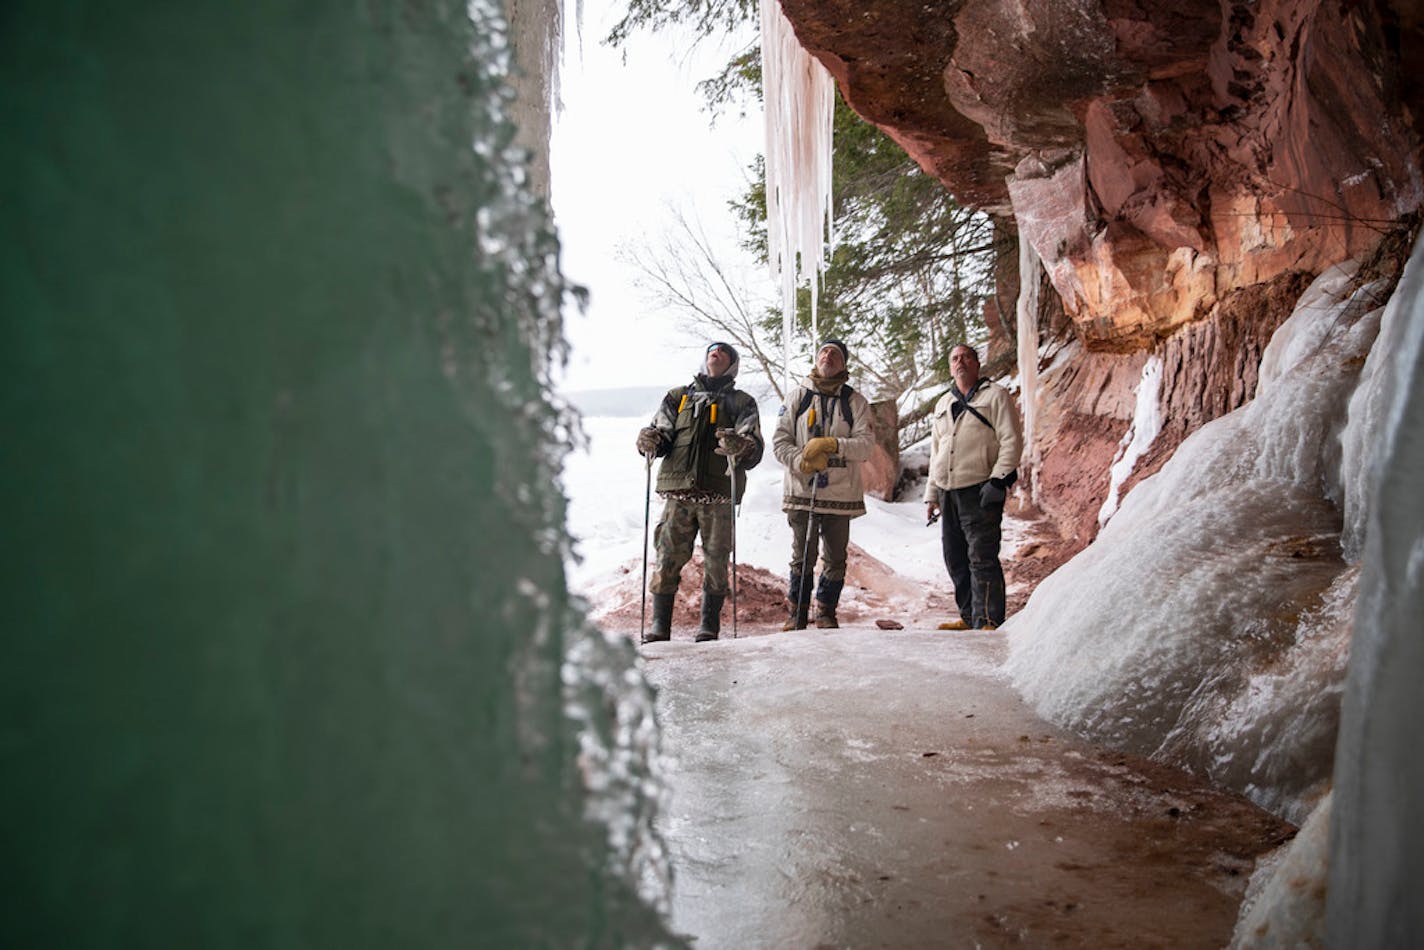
[1327, 236, 1424, 945]
[1, 2, 669, 945]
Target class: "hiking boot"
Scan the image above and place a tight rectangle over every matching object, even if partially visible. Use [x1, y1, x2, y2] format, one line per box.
[782, 599, 809, 631]
[783, 573, 811, 630]
[977, 622, 998, 631]
[812, 579, 843, 630]
[937, 619, 970, 631]
[642, 592, 674, 643]
[695, 593, 724, 642]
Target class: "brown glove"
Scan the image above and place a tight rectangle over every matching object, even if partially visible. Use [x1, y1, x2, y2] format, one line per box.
[714, 427, 753, 459]
[635, 426, 663, 456]
[798, 436, 838, 473]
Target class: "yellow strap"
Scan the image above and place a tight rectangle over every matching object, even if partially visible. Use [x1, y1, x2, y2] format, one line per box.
[710, 403, 718, 423]
[678, 393, 688, 413]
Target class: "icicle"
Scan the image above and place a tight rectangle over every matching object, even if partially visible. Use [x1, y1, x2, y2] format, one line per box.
[1096, 355, 1163, 528]
[1015, 235, 1042, 493]
[760, 0, 834, 390]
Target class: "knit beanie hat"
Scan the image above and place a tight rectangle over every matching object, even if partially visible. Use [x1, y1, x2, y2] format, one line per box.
[819, 339, 849, 363]
[704, 341, 741, 379]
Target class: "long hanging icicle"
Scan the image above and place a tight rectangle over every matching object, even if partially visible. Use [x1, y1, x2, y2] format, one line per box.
[760, 0, 835, 391]
[1016, 233, 1042, 501]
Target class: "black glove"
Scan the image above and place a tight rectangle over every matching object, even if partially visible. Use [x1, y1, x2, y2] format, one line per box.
[635, 426, 663, 456]
[979, 480, 1006, 507]
[715, 427, 752, 459]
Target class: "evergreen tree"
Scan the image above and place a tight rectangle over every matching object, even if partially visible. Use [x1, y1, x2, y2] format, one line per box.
[608, 2, 1004, 438]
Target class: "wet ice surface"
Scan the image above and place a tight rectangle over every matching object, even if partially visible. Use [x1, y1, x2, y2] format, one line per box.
[640, 626, 1293, 948]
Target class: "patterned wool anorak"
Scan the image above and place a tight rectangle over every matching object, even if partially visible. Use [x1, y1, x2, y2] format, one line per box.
[773, 375, 875, 517]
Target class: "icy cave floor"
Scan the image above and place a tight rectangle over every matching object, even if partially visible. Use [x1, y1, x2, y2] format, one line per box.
[634, 626, 1294, 948]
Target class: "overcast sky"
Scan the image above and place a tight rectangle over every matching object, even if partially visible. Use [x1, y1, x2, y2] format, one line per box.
[549, 0, 765, 393]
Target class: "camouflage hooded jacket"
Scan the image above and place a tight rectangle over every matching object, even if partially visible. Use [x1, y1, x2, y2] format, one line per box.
[648, 373, 764, 503]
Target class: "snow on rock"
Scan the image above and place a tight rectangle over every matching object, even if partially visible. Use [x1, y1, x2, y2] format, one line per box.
[1004, 263, 1391, 824]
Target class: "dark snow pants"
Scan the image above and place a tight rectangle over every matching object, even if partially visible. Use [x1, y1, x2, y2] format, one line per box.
[786, 510, 851, 605]
[939, 484, 1006, 628]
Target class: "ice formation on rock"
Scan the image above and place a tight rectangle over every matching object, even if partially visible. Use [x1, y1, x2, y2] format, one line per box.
[1097, 355, 1162, 528]
[1005, 262, 1391, 823]
[1016, 235, 1042, 493]
[1327, 234, 1424, 942]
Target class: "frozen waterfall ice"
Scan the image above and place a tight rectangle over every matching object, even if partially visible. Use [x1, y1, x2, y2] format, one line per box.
[760, 0, 834, 386]
[2, 2, 672, 945]
[1016, 234, 1043, 495]
[1004, 261, 1393, 824]
[1326, 231, 1424, 943]
[1097, 355, 1163, 528]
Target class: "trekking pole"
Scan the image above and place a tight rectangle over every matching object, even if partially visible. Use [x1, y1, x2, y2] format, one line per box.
[727, 454, 739, 638]
[800, 473, 819, 618]
[639, 450, 653, 644]
[799, 412, 822, 621]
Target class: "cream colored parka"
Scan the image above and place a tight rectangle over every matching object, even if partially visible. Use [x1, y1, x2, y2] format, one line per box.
[773, 377, 875, 517]
[922, 379, 1023, 498]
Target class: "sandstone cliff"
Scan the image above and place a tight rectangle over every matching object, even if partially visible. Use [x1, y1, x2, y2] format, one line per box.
[779, 0, 1422, 563]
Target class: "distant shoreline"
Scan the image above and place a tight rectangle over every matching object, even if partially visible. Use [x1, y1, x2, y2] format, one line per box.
[562, 379, 781, 419]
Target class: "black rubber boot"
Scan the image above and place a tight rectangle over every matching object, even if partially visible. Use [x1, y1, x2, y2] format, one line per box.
[815, 578, 844, 629]
[643, 592, 674, 643]
[695, 593, 725, 642]
[782, 574, 810, 630]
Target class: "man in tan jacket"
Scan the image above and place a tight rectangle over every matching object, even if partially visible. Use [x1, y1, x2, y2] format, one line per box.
[924, 343, 1023, 630]
[773, 340, 874, 629]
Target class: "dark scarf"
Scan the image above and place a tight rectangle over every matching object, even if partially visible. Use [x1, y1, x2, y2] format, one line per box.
[693, 372, 735, 392]
[808, 368, 849, 394]
[684, 372, 735, 419]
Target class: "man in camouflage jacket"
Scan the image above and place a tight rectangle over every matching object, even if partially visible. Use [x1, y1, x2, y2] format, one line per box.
[636, 342, 763, 642]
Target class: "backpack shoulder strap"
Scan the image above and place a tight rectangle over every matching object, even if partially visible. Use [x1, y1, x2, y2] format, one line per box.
[953, 383, 994, 432]
[795, 388, 815, 419]
[796, 385, 856, 431]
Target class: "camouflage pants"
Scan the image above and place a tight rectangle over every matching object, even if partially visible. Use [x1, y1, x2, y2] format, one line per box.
[649, 496, 734, 596]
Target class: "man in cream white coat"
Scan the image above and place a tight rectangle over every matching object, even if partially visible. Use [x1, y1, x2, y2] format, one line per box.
[924, 343, 1023, 630]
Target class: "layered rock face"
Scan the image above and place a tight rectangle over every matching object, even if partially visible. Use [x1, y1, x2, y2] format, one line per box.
[780, 0, 1422, 551]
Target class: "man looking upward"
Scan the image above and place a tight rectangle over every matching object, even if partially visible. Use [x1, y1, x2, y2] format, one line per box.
[636, 342, 763, 642]
[924, 343, 1023, 631]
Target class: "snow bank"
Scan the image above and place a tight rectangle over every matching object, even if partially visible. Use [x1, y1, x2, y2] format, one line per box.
[1004, 263, 1391, 823]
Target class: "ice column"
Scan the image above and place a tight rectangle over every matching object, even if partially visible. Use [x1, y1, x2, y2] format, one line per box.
[1097, 355, 1163, 527]
[1327, 233, 1424, 944]
[1016, 235, 1042, 492]
[760, 0, 834, 388]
